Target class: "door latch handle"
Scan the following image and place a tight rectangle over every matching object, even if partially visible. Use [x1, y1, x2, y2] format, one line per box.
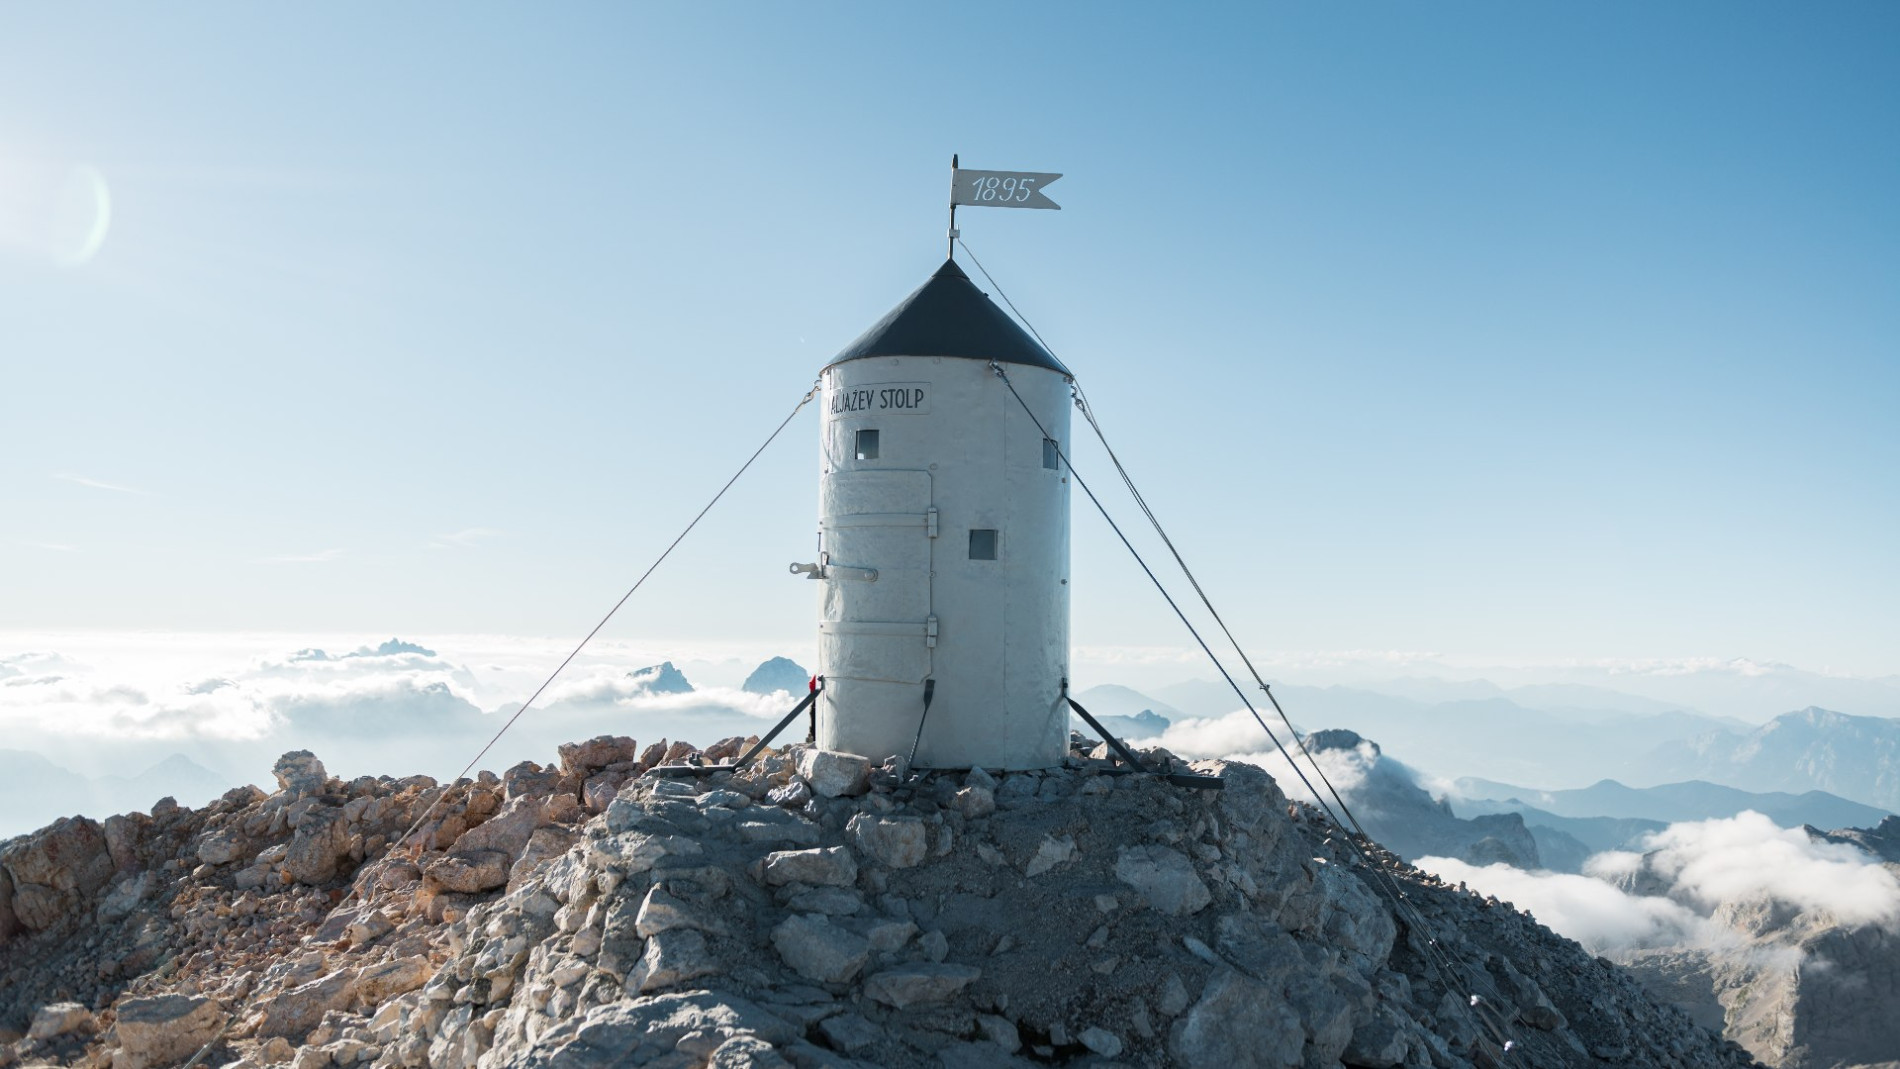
[788, 561, 878, 582]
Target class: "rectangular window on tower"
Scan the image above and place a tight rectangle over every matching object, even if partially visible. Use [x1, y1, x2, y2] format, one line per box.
[1042, 437, 1060, 470]
[968, 529, 998, 560]
[855, 428, 880, 460]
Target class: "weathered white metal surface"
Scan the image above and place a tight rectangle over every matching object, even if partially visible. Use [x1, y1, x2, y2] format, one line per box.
[812, 355, 1071, 769]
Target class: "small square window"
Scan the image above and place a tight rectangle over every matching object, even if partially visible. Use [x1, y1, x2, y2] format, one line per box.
[1042, 437, 1060, 470]
[855, 428, 879, 460]
[968, 529, 998, 560]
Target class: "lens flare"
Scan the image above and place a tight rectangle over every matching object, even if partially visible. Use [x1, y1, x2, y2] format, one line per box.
[49, 164, 112, 267]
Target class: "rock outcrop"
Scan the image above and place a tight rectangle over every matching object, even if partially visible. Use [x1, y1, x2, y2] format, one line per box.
[1619, 819, 1900, 1069]
[0, 816, 115, 932]
[0, 735, 1761, 1069]
[1815, 814, 1900, 865]
[1303, 731, 1544, 869]
[116, 995, 226, 1069]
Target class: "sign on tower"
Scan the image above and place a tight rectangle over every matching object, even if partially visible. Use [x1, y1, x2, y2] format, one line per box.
[951, 169, 1063, 211]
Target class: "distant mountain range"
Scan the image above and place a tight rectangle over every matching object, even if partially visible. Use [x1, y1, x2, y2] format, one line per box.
[1297, 729, 1545, 867]
[1287, 691, 1757, 786]
[1074, 678, 1900, 876]
[1071, 684, 1184, 723]
[0, 750, 230, 841]
[1453, 775, 1891, 829]
[1641, 707, 1900, 813]
[1153, 676, 1736, 723]
[1446, 778, 1892, 874]
[1087, 676, 1900, 818]
[1069, 684, 1181, 744]
[1080, 679, 1747, 787]
[1312, 661, 1900, 722]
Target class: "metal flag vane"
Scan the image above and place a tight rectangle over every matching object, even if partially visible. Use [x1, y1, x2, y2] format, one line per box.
[946, 154, 1063, 257]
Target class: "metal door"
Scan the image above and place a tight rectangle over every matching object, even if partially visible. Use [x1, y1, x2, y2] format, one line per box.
[818, 469, 935, 687]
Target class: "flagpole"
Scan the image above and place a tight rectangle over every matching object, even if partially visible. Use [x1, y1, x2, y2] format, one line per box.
[947, 153, 958, 260]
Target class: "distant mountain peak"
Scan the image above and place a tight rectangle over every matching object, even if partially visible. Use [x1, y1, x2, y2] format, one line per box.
[628, 661, 694, 694]
[288, 638, 438, 663]
[355, 638, 437, 658]
[1309, 728, 1378, 756]
[741, 657, 810, 696]
[1072, 684, 1186, 724]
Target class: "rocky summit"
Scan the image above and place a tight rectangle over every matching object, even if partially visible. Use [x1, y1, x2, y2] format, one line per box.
[1, 736, 1761, 1069]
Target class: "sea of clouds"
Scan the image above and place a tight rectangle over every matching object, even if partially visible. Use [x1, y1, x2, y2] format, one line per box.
[0, 632, 819, 837]
[1420, 812, 1900, 957]
[1140, 711, 1900, 959]
[8, 633, 1900, 965]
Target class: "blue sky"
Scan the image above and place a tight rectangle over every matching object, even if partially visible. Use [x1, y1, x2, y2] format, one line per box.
[3, 4, 1896, 676]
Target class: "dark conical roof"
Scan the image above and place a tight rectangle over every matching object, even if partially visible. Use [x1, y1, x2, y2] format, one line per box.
[829, 259, 1069, 375]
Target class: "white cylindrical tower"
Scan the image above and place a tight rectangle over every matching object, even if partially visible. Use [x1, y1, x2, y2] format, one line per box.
[802, 259, 1071, 770]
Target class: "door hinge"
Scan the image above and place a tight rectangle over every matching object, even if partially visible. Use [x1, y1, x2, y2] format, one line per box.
[925, 615, 939, 648]
[926, 507, 939, 538]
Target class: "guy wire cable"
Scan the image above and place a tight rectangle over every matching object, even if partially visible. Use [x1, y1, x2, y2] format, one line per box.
[182, 383, 823, 1069]
[957, 238, 1375, 831]
[966, 250, 1516, 1058]
[986, 357, 1515, 1062]
[173, 383, 829, 1069]
[353, 377, 823, 905]
[984, 357, 1345, 830]
[956, 236, 1369, 840]
[1071, 378, 1376, 837]
[963, 243, 1516, 1060]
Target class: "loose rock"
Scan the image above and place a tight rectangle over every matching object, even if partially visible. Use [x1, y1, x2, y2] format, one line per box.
[793, 750, 870, 798]
[862, 963, 982, 1009]
[771, 914, 871, 983]
[846, 815, 927, 869]
[115, 994, 225, 1069]
[1114, 843, 1212, 916]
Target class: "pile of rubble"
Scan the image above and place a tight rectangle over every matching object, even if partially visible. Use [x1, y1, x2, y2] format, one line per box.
[1, 735, 1763, 1068]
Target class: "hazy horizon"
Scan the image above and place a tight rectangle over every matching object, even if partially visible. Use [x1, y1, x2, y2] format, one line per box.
[5, 627, 1895, 787]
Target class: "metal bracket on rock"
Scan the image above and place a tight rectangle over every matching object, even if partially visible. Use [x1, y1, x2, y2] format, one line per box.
[1065, 689, 1223, 791]
[649, 679, 826, 778]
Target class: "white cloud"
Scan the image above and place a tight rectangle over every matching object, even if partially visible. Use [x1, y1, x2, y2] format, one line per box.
[536, 669, 790, 720]
[1420, 857, 1716, 952]
[1419, 810, 1900, 960]
[1127, 711, 1379, 808]
[0, 633, 800, 765]
[0, 651, 82, 679]
[1613, 811, 1900, 929]
[1121, 697, 1900, 961]
[52, 472, 152, 495]
[3, 675, 65, 688]
[1128, 709, 1271, 757]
